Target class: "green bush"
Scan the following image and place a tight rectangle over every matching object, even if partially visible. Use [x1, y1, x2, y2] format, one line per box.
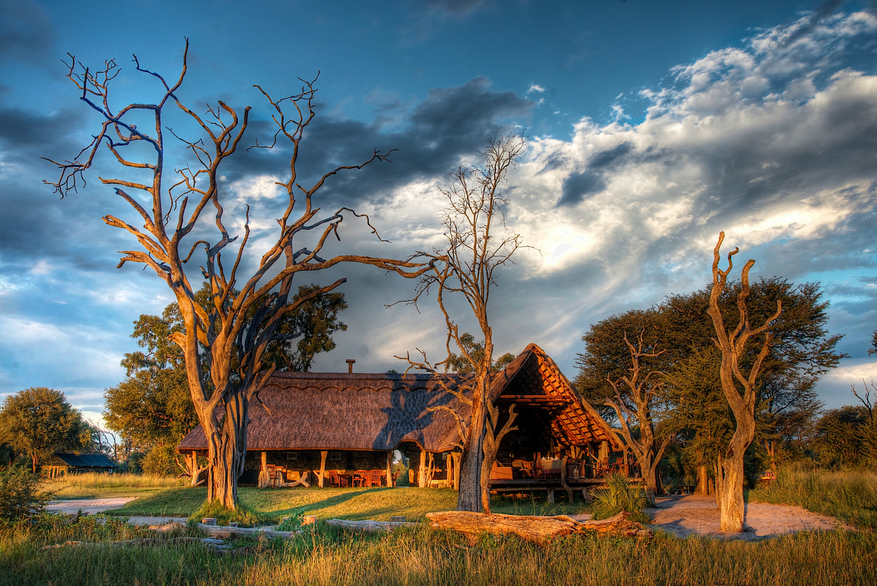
[0, 466, 50, 524]
[276, 508, 305, 530]
[589, 473, 650, 524]
[141, 444, 183, 476]
[189, 500, 265, 527]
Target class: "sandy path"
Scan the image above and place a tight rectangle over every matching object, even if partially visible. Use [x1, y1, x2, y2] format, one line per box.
[46, 498, 185, 526]
[46, 497, 138, 515]
[646, 495, 852, 540]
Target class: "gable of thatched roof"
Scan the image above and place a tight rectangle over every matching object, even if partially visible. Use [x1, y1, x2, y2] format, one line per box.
[177, 344, 620, 454]
[491, 344, 623, 450]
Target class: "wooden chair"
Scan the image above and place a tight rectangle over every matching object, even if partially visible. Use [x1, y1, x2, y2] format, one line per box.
[328, 470, 348, 487]
[369, 470, 383, 487]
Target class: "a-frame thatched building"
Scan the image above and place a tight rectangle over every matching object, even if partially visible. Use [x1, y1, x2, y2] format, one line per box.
[177, 344, 624, 490]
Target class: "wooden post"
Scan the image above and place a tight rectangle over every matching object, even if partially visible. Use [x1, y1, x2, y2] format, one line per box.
[258, 452, 269, 488]
[319, 450, 328, 488]
[426, 452, 435, 486]
[418, 448, 426, 488]
[386, 451, 393, 488]
[446, 453, 454, 490]
[560, 456, 573, 503]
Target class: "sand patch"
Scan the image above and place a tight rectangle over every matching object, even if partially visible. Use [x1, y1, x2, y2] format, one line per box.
[647, 494, 852, 540]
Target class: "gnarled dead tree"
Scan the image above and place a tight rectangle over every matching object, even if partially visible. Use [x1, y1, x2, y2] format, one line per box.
[707, 232, 781, 532]
[45, 41, 429, 509]
[604, 331, 672, 505]
[398, 134, 526, 513]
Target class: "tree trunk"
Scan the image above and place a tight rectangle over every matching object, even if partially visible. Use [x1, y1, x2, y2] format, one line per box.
[204, 393, 250, 509]
[457, 392, 487, 512]
[715, 423, 754, 532]
[693, 448, 709, 495]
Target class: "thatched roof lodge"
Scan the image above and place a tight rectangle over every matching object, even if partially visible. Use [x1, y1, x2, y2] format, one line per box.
[178, 344, 624, 489]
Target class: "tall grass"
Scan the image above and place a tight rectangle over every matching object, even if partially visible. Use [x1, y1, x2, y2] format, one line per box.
[2, 516, 873, 586]
[749, 466, 877, 529]
[42, 473, 185, 499]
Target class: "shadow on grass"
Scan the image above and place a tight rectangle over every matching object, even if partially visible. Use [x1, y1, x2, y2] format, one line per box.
[103, 487, 207, 517]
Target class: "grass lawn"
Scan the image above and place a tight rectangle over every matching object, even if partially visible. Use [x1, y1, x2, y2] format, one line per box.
[105, 486, 591, 522]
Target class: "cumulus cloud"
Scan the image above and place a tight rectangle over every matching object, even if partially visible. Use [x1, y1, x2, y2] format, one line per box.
[459, 10, 877, 377]
[0, 0, 55, 65]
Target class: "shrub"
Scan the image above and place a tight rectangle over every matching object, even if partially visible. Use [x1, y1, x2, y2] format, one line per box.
[589, 473, 650, 524]
[189, 500, 265, 527]
[0, 466, 50, 524]
[141, 444, 183, 476]
[276, 508, 306, 531]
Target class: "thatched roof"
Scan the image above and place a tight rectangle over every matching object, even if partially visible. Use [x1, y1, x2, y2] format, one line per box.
[492, 344, 622, 450]
[178, 343, 619, 453]
[53, 453, 118, 468]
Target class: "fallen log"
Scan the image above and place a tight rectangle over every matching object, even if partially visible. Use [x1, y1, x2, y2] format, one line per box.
[325, 519, 420, 533]
[425, 511, 650, 544]
[40, 537, 226, 551]
[195, 523, 301, 539]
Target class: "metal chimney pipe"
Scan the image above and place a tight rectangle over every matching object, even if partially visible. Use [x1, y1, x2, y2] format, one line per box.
[346, 359, 355, 373]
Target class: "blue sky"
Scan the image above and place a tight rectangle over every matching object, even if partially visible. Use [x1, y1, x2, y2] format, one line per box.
[1, 0, 876, 425]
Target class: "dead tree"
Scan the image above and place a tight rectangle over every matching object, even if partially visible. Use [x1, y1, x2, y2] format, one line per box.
[707, 232, 781, 532]
[398, 134, 526, 513]
[604, 331, 672, 505]
[45, 42, 429, 509]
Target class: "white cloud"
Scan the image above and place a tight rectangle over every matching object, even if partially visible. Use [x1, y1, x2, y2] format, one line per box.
[526, 84, 546, 94]
[229, 174, 283, 202]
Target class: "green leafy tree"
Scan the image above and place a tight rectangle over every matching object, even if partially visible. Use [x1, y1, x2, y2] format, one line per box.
[0, 388, 93, 473]
[446, 332, 515, 375]
[814, 405, 870, 467]
[263, 284, 349, 372]
[576, 276, 843, 499]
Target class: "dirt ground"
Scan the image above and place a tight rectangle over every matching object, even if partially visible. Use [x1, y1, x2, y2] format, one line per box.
[645, 494, 853, 540]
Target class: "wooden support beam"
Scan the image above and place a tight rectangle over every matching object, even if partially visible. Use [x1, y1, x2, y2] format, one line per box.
[319, 450, 328, 488]
[417, 448, 426, 488]
[386, 451, 394, 488]
[258, 452, 270, 488]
